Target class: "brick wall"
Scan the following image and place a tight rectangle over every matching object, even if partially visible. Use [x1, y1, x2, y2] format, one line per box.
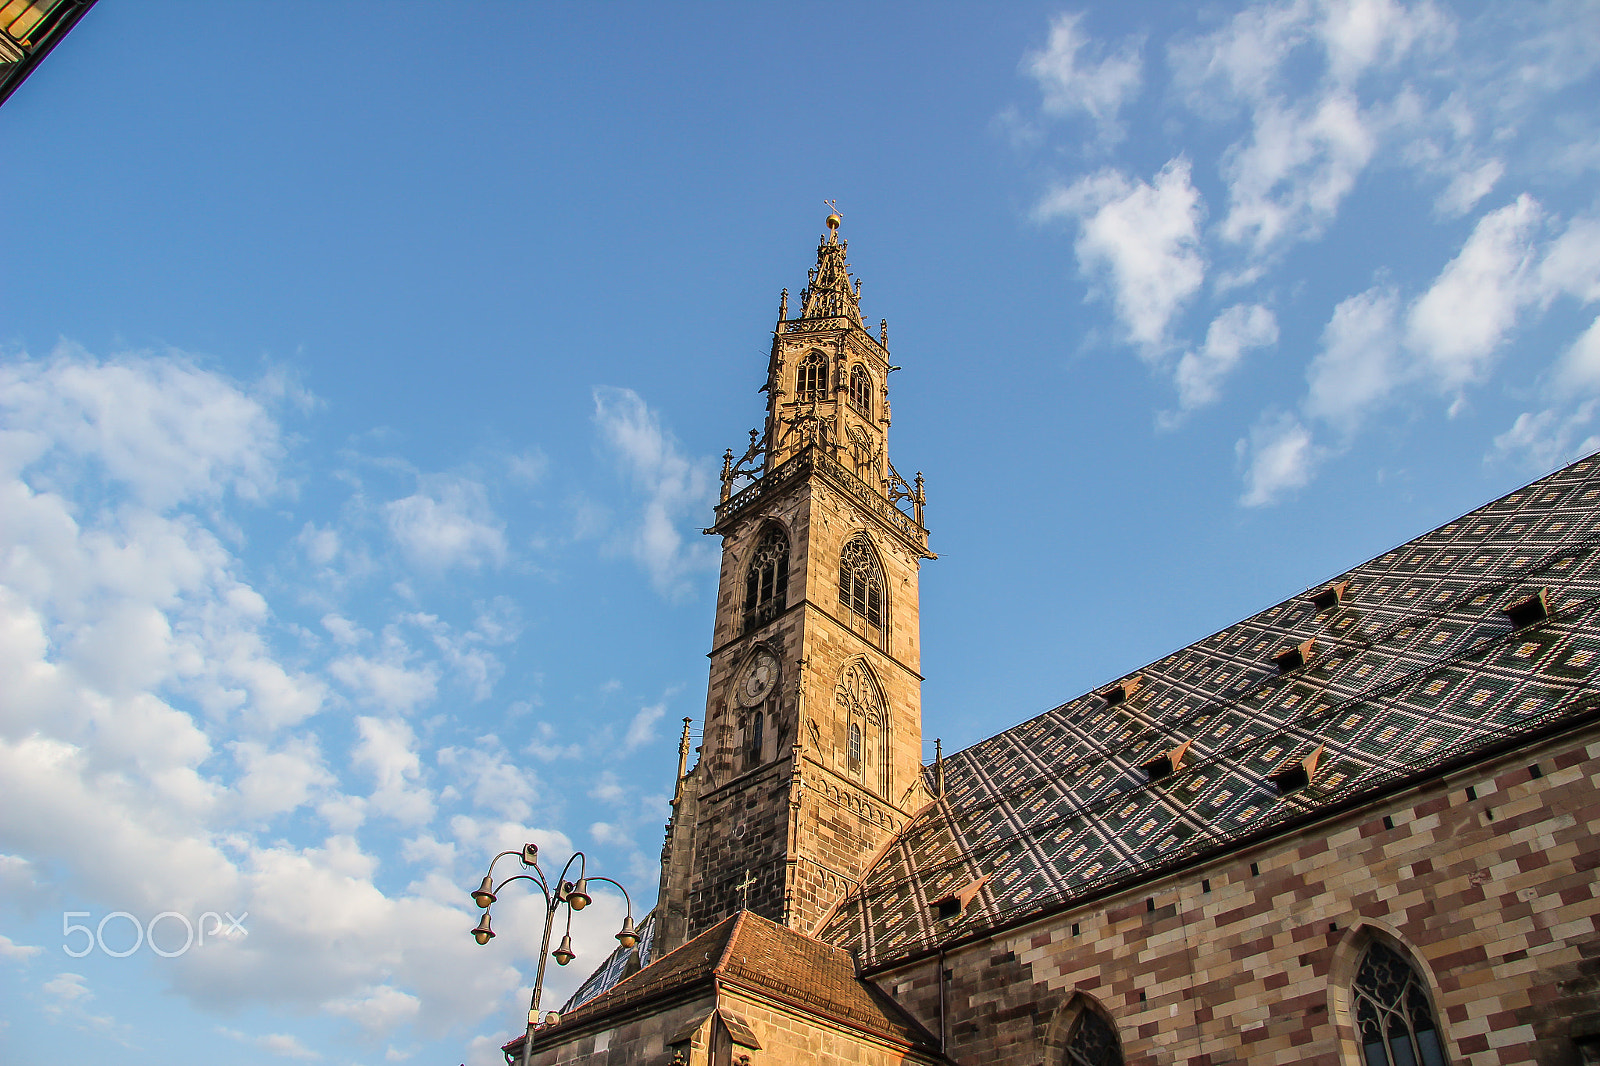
[874, 725, 1600, 1066]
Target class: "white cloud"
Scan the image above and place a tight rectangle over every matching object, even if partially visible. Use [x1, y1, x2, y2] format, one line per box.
[1168, 0, 1312, 110]
[229, 736, 336, 821]
[296, 522, 341, 567]
[0, 932, 41, 960]
[384, 477, 507, 573]
[622, 702, 667, 753]
[321, 613, 366, 646]
[1036, 158, 1206, 352]
[1406, 194, 1543, 391]
[0, 347, 286, 508]
[1239, 411, 1323, 506]
[220, 1027, 323, 1060]
[1434, 158, 1503, 218]
[592, 387, 717, 598]
[1305, 285, 1404, 428]
[0, 346, 586, 1053]
[330, 629, 440, 714]
[505, 447, 549, 486]
[1024, 12, 1143, 141]
[1317, 0, 1451, 86]
[589, 770, 627, 806]
[1491, 402, 1600, 472]
[1220, 89, 1376, 254]
[353, 716, 436, 825]
[1538, 215, 1600, 305]
[438, 739, 536, 823]
[42, 971, 115, 1032]
[325, 984, 422, 1037]
[1174, 304, 1279, 411]
[1553, 316, 1600, 394]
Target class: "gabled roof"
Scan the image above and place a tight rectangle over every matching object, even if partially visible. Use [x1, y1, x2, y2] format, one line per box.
[539, 910, 940, 1052]
[821, 454, 1600, 968]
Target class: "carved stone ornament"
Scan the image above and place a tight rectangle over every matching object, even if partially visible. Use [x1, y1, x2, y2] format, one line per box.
[737, 649, 780, 707]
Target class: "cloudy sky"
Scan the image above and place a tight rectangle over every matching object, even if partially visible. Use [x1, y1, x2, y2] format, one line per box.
[1, 2, 1597, 1062]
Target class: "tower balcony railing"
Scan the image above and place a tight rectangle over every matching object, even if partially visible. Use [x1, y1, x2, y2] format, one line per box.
[779, 314, 890, 357]
[712, 445, 929, 554]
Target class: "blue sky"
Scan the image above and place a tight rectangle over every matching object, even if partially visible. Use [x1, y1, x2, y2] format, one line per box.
[1, 1, 1597, 1062]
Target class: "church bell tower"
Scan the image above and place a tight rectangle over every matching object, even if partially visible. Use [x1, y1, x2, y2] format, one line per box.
[656, 214, 935, 952]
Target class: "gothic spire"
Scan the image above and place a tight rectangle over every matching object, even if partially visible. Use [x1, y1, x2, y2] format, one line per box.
[798, 212, 864, 325]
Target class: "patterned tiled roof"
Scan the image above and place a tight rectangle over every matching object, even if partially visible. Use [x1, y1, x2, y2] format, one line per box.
[544, 911, 939, 1051]
[561, 909, 659, 1013]
[821, 455, 1600, 968]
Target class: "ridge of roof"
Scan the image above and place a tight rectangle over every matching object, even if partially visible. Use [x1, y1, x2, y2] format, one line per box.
[533, 910, 939, 1053]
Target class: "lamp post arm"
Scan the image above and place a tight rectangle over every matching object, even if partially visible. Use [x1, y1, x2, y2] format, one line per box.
[493, 873, 552, 907]
[553, 851, 587, 897]
[583, 877, 633, 915]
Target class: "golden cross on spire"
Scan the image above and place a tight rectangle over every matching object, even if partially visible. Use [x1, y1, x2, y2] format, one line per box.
[736, 870, 756, 909]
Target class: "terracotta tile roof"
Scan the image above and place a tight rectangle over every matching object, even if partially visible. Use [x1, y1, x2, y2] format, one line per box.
[822, 453, 1600, 968]
[539, 911, 939, 1052]
[715, 912, 938, 1049]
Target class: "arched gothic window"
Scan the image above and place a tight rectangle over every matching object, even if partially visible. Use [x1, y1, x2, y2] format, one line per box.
[848, 364, 873, 417]
[836, 661, 889, 797]
[743, 526, 789, 632]
[1353, 941, 1449, 1066]
[1063, 1009, 1122, 1066]
[796, 352, 827, 403]
[839, 535, 886, 647]
[749, 711, 764, 763]
[847, 425, 878, 485]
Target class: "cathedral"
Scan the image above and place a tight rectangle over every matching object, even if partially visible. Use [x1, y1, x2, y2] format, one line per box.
[504, 218, 1600, 1066]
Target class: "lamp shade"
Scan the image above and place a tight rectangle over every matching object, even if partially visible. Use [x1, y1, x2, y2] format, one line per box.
[615, 915, 638, 949]
[471, 913, 495, 945]
[567, 878, 592, 911]
[552, 933, 575, 966]
[471, 874, 496, 909]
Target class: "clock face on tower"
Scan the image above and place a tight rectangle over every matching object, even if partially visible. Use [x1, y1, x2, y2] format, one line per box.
[737, 650, 779, 707]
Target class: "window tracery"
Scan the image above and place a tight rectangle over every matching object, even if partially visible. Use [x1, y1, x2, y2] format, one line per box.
[848, 364, 873, 417]
[1352, 941, 1449, 1066]
[847, 425, 878, 484]
[835, 660, 889, 796]
[839, 535, 886, 647]
[796, 352, 827, 403]
[743, 526, 789, 632]
[1063, 1009, 1122, 1066]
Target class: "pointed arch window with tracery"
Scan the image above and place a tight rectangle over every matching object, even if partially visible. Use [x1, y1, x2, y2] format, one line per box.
[836, 660, 889, 797]
[796, 352, 827, 404]
[743, 526, 789, 632]
[839, 535, 886, 648]
[1063, 1009, 1122, 1066]
[1352, 941, 1449, 1066]
[848, 364, 873, 418]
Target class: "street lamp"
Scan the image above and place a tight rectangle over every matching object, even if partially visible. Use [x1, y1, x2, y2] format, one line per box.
[469, 843, 636, 1066]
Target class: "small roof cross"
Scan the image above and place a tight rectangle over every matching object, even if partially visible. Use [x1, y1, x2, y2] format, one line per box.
[736, 870, 756, 909]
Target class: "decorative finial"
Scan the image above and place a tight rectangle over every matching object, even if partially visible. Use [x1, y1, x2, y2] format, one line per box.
[824, 200, 842, 240]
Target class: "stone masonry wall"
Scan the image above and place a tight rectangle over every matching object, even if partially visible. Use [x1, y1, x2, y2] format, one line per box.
[526, 991, 715, 1066]
[528, 985, 939, 1066]
[874, 724, 1600, 1066]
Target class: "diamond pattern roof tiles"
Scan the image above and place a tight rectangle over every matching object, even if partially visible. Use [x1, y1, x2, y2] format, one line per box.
[820, 454, 1600, 969]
